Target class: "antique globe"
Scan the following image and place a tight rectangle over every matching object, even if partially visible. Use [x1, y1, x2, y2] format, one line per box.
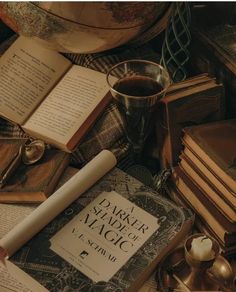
[0, 2, 172, 53]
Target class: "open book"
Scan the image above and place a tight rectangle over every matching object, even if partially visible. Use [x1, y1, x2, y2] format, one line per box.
[0, 259, 47, 292]
[0, 150, 194, 291]
[0, 36, 112, 152]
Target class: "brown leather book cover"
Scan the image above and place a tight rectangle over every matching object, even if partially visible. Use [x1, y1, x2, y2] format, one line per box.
[183, 119, 236, 193]
[171, 166, 236, 246]
[155, 76, 225, 169]
[0, 138, 70, 203]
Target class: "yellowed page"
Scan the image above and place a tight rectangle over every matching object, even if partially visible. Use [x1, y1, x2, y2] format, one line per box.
[0, 204, 37, 239]
[0, 259, 48, 291]
[0, 36, 71, 125]
[23, 65, 110, 146]
[0, 150, 117, 257]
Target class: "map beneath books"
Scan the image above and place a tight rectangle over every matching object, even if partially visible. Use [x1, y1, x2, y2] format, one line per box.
[0, 2, 170, 53]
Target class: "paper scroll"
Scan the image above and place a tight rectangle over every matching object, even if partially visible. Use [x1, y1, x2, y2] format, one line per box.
[0, 149, 117, 257]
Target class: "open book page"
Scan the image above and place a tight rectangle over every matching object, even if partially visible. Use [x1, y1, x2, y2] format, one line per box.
[0, 259, 48, 292]
[0, 204, 37, 239]
[0, 150, 117, 257]
[0, 36, 71, 125]
[22, 65, 111, 150]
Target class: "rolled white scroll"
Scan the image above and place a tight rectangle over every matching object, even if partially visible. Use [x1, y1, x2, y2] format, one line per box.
[0, 149, 117, 257]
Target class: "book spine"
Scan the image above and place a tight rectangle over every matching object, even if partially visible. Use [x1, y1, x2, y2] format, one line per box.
[179, 156, 236, 222]
[171, 167, 236, 247]
[183, 145, 236, 208]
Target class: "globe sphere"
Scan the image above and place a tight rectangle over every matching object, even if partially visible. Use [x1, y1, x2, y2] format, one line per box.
[0, 2, 172, 53]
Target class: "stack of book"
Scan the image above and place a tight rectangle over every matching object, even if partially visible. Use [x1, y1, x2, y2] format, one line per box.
[155, 73, 225, 169]
[169, 119, 236, 256]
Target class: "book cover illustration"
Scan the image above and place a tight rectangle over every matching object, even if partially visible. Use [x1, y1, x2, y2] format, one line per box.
[10, 167, 193, 291]
[50, 191, 160, 283]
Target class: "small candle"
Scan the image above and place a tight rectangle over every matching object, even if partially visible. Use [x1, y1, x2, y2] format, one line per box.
[190, 235, 214, 261]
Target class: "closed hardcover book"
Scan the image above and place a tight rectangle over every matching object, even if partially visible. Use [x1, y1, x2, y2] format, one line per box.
[171, 166, 236, 247]
[191, 25, 236, 118]
[183, 144, 236, 209]
[165, 73, 213, 95]
[179, 153, 236, 223]
[0, 138, 70, 203]
[155, 76, 225, 168]
[6, 167, 194, 291]
[183, 119, 236, 193]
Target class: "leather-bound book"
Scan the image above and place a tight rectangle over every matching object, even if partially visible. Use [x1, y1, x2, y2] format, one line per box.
[182, 144, 236, 210]
[155, 75, 225, 169]
[182, 119, 236, 194]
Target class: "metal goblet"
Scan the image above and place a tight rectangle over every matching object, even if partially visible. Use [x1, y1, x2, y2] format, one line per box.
[106, 59, 170, 161]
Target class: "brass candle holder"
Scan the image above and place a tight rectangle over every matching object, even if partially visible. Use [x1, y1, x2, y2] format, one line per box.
[182, 233, 220, 291]
[156, 233, 235, 291]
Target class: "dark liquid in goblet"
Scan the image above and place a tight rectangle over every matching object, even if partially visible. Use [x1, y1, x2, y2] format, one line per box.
[113, 76, 163, 154]
[113, 76, 163, 96]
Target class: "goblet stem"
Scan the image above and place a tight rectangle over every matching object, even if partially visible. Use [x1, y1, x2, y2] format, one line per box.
[116, 100, 157, 163]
